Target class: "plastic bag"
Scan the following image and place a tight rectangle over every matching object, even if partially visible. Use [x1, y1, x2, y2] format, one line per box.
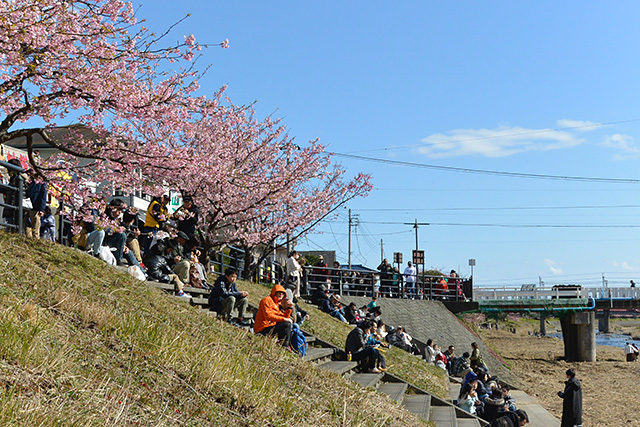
[128, 265, 146, 281]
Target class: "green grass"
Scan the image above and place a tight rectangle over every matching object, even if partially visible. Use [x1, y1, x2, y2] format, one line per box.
[0, 232, 429, 426]
[239, 282, 449, 400]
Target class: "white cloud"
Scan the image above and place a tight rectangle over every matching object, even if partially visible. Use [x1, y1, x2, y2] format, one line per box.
[602, 133, 640, 159]
[544, 259, 563, 275]
[418, 124, 585, 158]
[556, 119, 603, 132]
[608, 260, 638, 272]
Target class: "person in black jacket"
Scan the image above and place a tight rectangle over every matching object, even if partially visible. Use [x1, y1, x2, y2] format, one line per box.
[208, 268, 249, 324]
[491, 409, 528, 426]
[482, 388, 506, 424]
[175, 195, 199, 238]
[345, 320, 381, 373]
[143, 241, 190, 298]
[558, 368, 582, 427]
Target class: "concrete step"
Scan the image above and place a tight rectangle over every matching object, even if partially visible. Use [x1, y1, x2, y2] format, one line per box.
[305, 335, 316, 345]
[449, 382, 461, 401]
[318, 361, 358, 376]
[402, 394, 431, 421]
[456, 419, 481, 427]
[430, 406, 458, 427]
[377, 382, 408, 404]
[350, 373, 384, 389]
[303, 347, 334, 362]
[191, 296, 208, 306]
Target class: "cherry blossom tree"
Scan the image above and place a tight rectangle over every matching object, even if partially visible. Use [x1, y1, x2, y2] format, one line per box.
[0, 0, 226, 202]
[0, 0, 372, 278]
[162, 99, 372, 278]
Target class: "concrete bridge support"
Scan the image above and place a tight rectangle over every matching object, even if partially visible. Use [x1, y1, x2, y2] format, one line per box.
[539, 313, 546, 336]
[560, 311, 596, 362]
[597, 309, 610, 333]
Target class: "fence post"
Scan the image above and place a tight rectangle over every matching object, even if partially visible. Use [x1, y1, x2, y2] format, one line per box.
[16, 173, 24, 235]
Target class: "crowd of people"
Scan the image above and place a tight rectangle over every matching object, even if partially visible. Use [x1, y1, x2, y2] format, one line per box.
[3, 163, 582, 426]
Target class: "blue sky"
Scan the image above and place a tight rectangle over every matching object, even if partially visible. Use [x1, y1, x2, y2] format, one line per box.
[141, 1, 640, 287]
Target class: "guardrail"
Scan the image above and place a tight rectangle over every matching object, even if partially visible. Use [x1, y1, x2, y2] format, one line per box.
[302, 266, 472, 302]
[0, 159, 25, 233]
[475, 286, 640, 301]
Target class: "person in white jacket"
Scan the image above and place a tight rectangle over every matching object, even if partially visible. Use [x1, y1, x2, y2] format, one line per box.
[286, 251, 303, 297]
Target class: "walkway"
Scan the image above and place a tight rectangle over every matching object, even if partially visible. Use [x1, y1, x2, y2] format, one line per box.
[448, 382, 560, 426]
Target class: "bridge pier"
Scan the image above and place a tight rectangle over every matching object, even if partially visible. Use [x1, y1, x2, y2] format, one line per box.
[597, 309, 610, 333]
[560, 311, 596, 362]
[539, 313, 546, 336]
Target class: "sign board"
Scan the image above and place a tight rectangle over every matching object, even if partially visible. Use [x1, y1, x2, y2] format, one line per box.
[469, 258, 476, 267]
[412, 250, 425, 265]
[393, 252, 403, 264]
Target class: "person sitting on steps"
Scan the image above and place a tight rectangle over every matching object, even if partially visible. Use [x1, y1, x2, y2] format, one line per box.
[254, 284, 293, 348]
[345, 320, 382, 373]
[208, 268, 249, 326]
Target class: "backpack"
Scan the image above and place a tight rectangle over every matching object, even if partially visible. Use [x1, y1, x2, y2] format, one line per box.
[290, 323, 307, 357]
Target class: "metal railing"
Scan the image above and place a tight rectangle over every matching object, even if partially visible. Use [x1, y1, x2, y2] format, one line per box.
[0, 160, 25, 233]
[209, 245, 246, 279]
[302, 266, 472, 302]
[474, 286, 640, 301]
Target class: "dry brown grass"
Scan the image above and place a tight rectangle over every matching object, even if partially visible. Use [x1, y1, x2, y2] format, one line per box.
[0, 232, 428, 426]
[238, 281, 449, 399]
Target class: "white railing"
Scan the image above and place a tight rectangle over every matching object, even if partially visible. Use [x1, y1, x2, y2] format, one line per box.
[475, 286, 640, 301]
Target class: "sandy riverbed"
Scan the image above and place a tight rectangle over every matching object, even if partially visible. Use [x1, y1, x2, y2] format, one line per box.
[481, 322, 640, 427]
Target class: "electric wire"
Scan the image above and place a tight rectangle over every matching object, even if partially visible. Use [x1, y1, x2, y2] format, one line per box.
[332, 152, 640, 184]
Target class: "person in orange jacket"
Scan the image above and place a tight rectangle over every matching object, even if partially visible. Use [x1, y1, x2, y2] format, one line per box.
[254, 284, 293, 347]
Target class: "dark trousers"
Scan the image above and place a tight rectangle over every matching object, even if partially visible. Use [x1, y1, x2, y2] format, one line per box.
[257, 322, 292, 347]
[104, 231, 126, 262]
[352, 347, 379, 371]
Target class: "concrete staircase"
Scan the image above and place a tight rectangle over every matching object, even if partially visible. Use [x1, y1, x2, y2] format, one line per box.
[302, 342, 485, 426]
[145, 279, 488, 426]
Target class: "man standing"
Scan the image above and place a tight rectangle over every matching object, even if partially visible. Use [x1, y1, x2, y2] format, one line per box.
[558, 368, 582, 427]
[286, 251, 302, 297]
[377, 258, 392, 296]
[403, 261, 417, 299]
[208, 268, 249, 325]
[470, 342, 487, 371]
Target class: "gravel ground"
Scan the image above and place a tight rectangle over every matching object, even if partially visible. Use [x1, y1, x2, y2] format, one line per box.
[482, 323, 640, 427]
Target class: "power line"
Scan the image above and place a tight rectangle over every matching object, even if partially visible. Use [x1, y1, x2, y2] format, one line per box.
[324, 219, 640, 228]
[357, 204, 640, 212]
[332, 152, 640, 184]
[345, 118, 640, 154]
[373, 187, 640, 192]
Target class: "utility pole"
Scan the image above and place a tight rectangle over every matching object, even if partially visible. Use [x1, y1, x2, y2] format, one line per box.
[380, 239, 384, 263]
[348, 209, 352, 269]
[404, 220, 429, 251]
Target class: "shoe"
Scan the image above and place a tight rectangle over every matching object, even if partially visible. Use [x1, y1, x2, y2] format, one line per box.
[378, 367, 387, 372]
[236, 320, 251, 327]
[368, 368, 381, 373]
[177, 291, 191, 298]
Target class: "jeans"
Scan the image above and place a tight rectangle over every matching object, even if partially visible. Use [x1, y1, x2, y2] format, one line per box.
[330, 308, 347, 323]
[86, 230, 105, 254]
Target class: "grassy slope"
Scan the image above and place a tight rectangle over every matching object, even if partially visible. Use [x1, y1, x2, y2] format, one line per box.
[0, 232, 430, 426]
[238, 282, 450, 399]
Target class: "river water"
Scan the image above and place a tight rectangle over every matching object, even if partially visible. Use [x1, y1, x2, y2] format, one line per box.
[548, 332, 638, 349]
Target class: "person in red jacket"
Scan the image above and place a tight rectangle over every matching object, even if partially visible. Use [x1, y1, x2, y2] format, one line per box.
[254, 284, 293, 347]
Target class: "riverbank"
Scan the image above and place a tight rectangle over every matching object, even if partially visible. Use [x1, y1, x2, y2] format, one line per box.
[481, 324, 640, 426]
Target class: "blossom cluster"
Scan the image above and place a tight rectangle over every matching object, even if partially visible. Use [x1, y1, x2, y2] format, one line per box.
[0, 0, 372, 249]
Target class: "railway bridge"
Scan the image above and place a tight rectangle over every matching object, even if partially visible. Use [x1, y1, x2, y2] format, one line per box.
[473, 286, 640, 362]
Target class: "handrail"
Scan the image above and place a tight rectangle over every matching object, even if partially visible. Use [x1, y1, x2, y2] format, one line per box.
[0, 159, 25, 234]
